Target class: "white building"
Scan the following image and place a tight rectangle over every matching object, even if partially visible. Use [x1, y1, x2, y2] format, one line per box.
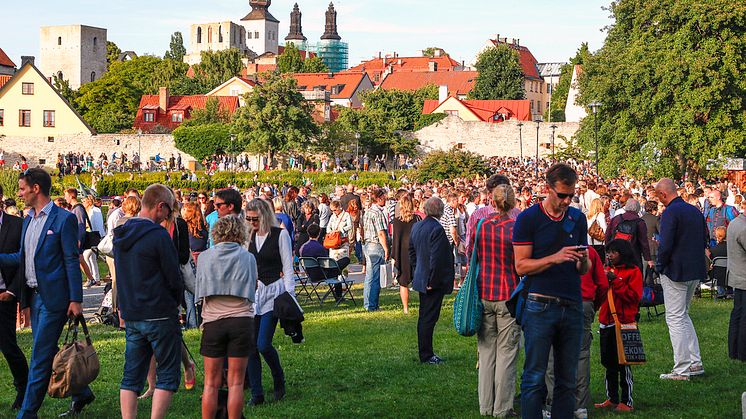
[39, 24, 107, 89]
[565, 65, 587, 122]
[240, 0, 280, 56]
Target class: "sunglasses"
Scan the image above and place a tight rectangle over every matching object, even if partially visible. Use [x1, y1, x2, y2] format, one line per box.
[246, 216, 260, 222]
[215, 202, 228, 208]
[552, 188, 574, 200]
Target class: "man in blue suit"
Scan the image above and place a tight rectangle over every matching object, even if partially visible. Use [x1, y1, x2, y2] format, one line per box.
[409, 197, 454, 364]
[0, 168, 95, 418]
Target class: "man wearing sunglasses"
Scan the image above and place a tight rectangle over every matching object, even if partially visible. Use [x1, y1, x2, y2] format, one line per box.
[513, 163, 590, 419]
[113, 184, 183, 419]
[206, 189, 242, 247]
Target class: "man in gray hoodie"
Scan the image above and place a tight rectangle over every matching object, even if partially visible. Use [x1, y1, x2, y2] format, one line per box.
[727, 200, 746, 361]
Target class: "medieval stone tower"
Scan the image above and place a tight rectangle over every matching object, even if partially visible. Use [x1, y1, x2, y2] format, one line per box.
[241, 0, 280, 55]
[39, 25, 107, 89]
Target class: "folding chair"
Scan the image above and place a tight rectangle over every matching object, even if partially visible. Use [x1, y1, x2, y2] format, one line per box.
[293, 259, 313, 304]
[317, 257, 357, 307]
[298, 257, 327, 306]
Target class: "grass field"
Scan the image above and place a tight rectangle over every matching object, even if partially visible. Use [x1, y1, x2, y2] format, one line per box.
[0, 286, 744, 418]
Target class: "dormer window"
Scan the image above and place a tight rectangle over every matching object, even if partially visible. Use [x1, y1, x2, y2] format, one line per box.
[144, 111, 155, 122]
[171, 112, 184, 123]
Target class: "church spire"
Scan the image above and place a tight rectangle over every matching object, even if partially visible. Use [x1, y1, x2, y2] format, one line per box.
[320, 2, 341, 41]
[285, 3, 307, 41]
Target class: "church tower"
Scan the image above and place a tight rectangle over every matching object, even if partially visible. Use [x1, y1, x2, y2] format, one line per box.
[285, 3, 307, 45]
[316, 2, 348, 72]
[241, 0, 279, 55]
[320, 2, 341, 41]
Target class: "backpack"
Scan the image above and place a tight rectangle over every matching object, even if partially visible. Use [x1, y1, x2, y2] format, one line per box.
[613, 218, 640, 243]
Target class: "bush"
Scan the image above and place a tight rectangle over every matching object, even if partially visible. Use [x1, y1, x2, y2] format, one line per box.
[415, 148, 489, 182]
[172, 123, 237, 160]
[0, 169, 19, 198]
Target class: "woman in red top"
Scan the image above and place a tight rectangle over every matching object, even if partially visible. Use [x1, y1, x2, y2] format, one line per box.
[595, 239, 643, 413]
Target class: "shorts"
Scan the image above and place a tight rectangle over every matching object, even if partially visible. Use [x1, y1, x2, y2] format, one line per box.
[121, 318, 182, 393]
[200, 316, 255, 358]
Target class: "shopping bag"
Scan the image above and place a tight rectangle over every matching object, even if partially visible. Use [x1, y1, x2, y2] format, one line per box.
[453, 220, 485, 337]
[379, 260, 395, 288]
[608, 289, 646, 365]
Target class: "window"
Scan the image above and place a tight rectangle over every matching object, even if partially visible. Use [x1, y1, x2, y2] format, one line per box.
[57, 71, 64, 80]
[197, 27, 202, 43]
[38, 159, 46, 165]
[445, 110, 459, 116]
[456, 143, 464, 149]
[248, 32, 253, 39]
[93, 37, 97, 47]
[530, 100, 534, 111]
[537, 102, 541, 113]
[255, 31, 260, 39]
[47, 136, 54, 142]
[547, 83, 551, 93]
[144, 111, 155, 122]
[43, 110, 55, 127]
[219, 26, 223, 43]
[171, 112, 183, 123]
[230, 87, 241, 96]
[58, 36, 62, 45]
[22, 83, 34, 95]
[91, 71, 96, 82]
[546, 102, 550, 109]
[208, 27, 212, 43]
[0, 109, 3, 126]
[19, 110, 31, 127]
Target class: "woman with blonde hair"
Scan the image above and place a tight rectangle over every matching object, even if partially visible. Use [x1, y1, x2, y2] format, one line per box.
[587, 198, 607, 261]
[181, 202, 208, 264]
[391, 193, 421, 313]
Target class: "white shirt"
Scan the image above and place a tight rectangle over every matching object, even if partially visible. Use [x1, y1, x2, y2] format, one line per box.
[253, 229, 295, 316]
[106, 207, 124, 236]
[88, 207, 106, 236]
[25, 200, 55, 288]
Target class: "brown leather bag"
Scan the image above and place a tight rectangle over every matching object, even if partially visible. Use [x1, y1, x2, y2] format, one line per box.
[588, 218, 606, 242]
[48, 317, 100, 398]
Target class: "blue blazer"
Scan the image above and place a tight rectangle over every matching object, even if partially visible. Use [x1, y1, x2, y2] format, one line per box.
[409, 216, 455, 294]
[0, 204, 83, 311]
[656, 197, 708, 282]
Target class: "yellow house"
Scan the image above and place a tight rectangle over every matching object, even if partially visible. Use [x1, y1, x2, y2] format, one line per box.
[423, 96, 532, 123]
[206, 76, 257, 106]
[0, 60, 94, 137]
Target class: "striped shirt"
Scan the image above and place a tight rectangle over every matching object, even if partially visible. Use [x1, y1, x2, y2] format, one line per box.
[439, 204, 457, 245]
[25, 200, 55, 288]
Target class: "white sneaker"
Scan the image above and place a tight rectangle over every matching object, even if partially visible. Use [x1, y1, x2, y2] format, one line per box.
[659, 372, 690, 381]
[688, 364, 705, 376]
[542, 409, 551, 419]
[574, 408, 588, 419]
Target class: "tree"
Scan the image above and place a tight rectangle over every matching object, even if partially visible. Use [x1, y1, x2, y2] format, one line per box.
[576, 0, 746, 179]
[469, 45, 525, 100]
[546, 43, 591, 122]
[231, 72, 319, 166]
[183, 97, 231, 127]
[302, 56, 328, 73]
[52, 75, 79, 110]
[422, 47, 448, 58]
[415, 148, 489, 181]
[107, 41, 121, 65]
[173, 123, 236, 160]
[164, 32, 187, 62]
[277, 42, 305, 73]
[192, 49, 245, 92]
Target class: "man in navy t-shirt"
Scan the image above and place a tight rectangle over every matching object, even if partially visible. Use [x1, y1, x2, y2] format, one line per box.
[513, 163, 590, 419]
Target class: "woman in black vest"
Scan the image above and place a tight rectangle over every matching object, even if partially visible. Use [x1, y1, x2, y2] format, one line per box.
[245, 198, 296, 405]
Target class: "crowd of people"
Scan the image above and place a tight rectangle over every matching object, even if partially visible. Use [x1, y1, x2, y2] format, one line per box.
[0, 158, 744, 418]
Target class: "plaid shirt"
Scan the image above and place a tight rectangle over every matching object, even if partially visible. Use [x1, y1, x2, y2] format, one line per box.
[363, 204, 387, 245]
[439, 204, 457, 245]
[474, 214, 518, 301]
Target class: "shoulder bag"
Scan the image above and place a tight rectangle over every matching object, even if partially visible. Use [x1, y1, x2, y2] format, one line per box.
[588, 215, 605, 242]
[174, 222, 197, 294]
[607, 288, 646, 365]
[48, 317, 100, 398]
[453, 219, 485, 337]
[323, 215, 348, 249]
[76, 204, 101, 251]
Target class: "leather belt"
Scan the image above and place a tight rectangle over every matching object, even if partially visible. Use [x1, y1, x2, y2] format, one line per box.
[527, 293, 577, 307]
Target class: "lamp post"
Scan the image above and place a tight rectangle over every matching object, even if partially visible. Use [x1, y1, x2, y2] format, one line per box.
[137, 129, 142, 174]
[517, 122, 524, 160]
[534, 117, 543, 178]
[355, 132, 360, 171]
[230, 134, 236, 173]
[549, 124, 558, 163]
[588, 101, 603, 178]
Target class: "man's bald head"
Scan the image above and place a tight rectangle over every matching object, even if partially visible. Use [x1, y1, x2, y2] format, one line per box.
[655, 178, 678, 206]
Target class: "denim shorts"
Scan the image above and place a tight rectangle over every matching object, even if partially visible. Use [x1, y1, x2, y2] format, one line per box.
[121, 317, 183, 393]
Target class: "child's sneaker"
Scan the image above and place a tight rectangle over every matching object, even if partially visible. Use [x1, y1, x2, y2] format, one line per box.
[615, 403, 634, 412]
[594, 400, 617, 409]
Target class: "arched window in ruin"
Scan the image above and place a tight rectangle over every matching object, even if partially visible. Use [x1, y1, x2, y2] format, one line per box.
[197, 27, 202, 43]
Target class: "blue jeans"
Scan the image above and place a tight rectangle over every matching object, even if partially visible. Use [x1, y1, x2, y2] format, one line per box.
[18, 294, 93, 419]
[520, 299, 583, 419]
[354, 241, 363, 262]
[184, 290, 197, 329]
[363, 243, 385, 311]
[121, 318, 183, 393]
[247, 312, 284, 398]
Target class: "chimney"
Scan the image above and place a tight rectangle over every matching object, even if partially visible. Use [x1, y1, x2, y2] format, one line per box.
[383, 55, 387, 65]
[378, 51, 381, 59]
[428, 61, 437, 72]
[159, 87, 169, 112]
[496, 34, 500, 42]
[438, 85, 448, 103]
[516, 38, 520, 46]
[21, 56, 35, 67]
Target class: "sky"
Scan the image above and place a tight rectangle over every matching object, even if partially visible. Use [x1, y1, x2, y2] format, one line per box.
[0, 0, 612, 69]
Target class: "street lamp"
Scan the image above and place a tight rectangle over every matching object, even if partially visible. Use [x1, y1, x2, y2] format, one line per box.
[588, 101, 603, 178]
[137, 129, 142, 174]
[549, 124, 558, 163]
[230, 134, 236, 173]
[517, 122, 524, 160]
[534, 117, 543, 178]
[354, 132, 360, 171]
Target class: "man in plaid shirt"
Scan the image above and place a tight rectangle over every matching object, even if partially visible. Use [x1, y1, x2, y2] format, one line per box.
[362, 189, 389, 311]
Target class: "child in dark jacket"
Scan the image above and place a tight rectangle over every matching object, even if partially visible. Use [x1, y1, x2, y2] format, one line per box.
[594, 239, 643, 413]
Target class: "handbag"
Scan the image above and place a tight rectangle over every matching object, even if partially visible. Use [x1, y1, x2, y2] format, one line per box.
[323, 216, 348, 249]
[174, 222, 197, 294]
[97, 233, 114, 257]
[48, 317, 100, 398]
[588, 217, 605, 242]
[453, 219, 485, 337]
[76, 204, 101, 251]
[607, 288, 646, 365]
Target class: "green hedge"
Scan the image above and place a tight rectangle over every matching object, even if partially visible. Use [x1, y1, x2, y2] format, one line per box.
[85, 170, 409, 196]
[172, 123, 237, 161]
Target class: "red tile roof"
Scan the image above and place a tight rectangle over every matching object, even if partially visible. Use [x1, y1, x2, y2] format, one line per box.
[488, 39, 541, 80]
[379, 71, 478, 97]
[423, 98, 532, 122]
[347, 55, 462, 85]
[276, 46, 317, 59]
[0, 75, 11, 89]
[290, 72, 369, 100]
[243, 64, 278, 76]
[133, 94, 239, 132]
[0, 48, 15, 68]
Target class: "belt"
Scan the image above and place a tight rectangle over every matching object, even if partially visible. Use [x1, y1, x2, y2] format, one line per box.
[527, 293, 577, 307]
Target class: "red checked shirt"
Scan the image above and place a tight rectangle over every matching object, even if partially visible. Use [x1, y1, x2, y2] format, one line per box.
[474, 213, 518, 301]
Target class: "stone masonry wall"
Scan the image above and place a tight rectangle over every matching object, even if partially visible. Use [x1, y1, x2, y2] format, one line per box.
[415, 115, 580, 158]
[0, 134, 196, 168]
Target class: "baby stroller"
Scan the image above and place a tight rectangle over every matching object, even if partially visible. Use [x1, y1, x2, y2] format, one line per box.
[91, 282, 119, 327]
[639, 267, 665, 320]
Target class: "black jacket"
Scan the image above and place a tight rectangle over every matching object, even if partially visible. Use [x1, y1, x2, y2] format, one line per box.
[0, 213, 22, 295]
[409, 216, 455, 294]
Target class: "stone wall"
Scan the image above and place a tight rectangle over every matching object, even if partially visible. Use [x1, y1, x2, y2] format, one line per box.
[415, 115, 580, 158]
[0, 134, 197, 168]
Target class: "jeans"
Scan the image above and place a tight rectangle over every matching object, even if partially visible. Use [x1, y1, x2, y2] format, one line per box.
[19, 294, 93, 419]
[121, 318, 183, 393]
[184, 290, 197, 329]
[354, 241, 363, 263]
[520, 299, 583, 419]
[660, 275, 702, 375]
[363, 243, 385, 311]
[247, 312, 284, 398]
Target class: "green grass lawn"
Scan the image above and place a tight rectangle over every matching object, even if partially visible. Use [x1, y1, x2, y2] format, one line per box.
[1, 287, 744, 418]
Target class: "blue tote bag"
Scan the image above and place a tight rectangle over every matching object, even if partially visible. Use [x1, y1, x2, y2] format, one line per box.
[453, 219, 485, 337]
